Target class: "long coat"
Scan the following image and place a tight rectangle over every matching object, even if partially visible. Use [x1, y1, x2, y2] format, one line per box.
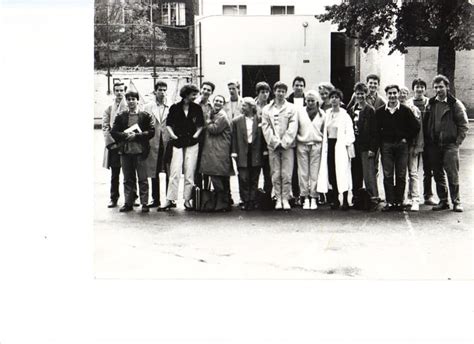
[102, 99, 128, 168]
[231, 114, 265, 168]
[317, 108, 355, 194]
[143, 101, 171, 177]
[199, 110, 235, 176]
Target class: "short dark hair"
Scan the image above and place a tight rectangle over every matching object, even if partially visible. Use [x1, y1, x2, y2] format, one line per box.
[384, 84, 400, 93]
[292, 76, 306, 87]
[353, 82, 368, 94]
[273, 81, 288, 92]
[113, 82, 127, 92]
[328, 89, 344, 100]
[201, 81, 216, 92]
[154, 81, 168, 91]
[432, 74, 450, 87]
[366, 74, 380, 83]
[179, 84, 200, 98]
[255, 81, 271, 94]
[411, 78, 427, 90]
[125, 91, 139, 100]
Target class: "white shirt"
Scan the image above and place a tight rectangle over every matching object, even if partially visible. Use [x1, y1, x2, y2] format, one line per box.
[293, 97, 305, 108]
[385, 101, 400, 115]
[245, 116, 254, 144]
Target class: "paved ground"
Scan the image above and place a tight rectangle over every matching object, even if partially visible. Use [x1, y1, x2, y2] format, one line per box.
[94, 126, 474, 279]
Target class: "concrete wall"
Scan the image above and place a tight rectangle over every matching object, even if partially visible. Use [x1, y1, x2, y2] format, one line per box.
[405, 47, 474, 112]
[197, 15, 331, 97]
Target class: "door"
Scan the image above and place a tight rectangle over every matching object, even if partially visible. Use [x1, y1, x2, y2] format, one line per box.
[242, 65, 280, 98]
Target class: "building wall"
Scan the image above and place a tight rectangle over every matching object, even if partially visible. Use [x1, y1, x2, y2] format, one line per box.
[196, 15, 331, 97]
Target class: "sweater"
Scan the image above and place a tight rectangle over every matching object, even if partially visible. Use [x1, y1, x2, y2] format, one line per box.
[375, 103, 420, 144]
[296, 107, 325, 144]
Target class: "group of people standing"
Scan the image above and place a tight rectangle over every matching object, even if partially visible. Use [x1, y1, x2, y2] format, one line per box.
[102, 73, 469, 213]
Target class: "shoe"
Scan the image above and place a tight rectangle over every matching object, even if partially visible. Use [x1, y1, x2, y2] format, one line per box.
[432, 202, 450, 211]
[381, 204, 395, 212]
[410, 202, 419, 212]
[119, 204, 133, 212]
[248, 201, 256, 211]
[310, 198, 318, 210]
[107, 200, 117, 208]
[424, 197, 437, 206]
[158, 200, 173, 211]
[147, 201, 160, 208]
[317, 194, 326, 205]
[330, 200, 340, 210]
[282, 199, 291, 210]
[133, 202, 140, 207]
[453, 204, 464, 212]
[240, 202, 248, 211]
[341, 202, 350, 211]
[275, 199, 283, 210]
[368, 200, 379, 212]
[302, 198, 310, 210]
[141, 205, 149, 213]
[184, 200, 193, 210]
[170, 200, 177, 208]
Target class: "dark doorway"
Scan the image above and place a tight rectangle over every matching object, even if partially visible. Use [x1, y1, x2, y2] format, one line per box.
[331, 32, 356, 106]
[242, 65, 280, 98]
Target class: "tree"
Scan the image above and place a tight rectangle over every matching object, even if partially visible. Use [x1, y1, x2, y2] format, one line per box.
[316, 0, 473, 93]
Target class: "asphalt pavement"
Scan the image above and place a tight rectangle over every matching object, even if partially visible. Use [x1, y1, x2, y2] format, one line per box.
[94, 126, 474, 279]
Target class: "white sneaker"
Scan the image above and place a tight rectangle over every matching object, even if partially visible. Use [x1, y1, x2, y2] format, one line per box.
[310, 198, 318, 210]
[282, 199, 291, 210]
[275, 199, 283, 210]
[303, 197, 310, 210]
[411, 202, 419, 212]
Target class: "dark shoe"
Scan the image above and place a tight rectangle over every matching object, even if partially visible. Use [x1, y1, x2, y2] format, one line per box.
[147, 201, 160, 208]
[381, 204, 395, 212]
[424, 197, 437, 206]
[133, 202, 140, 207]
[158, 200, 173, 211]
[107, 200, 117, 208]
[240, 202, 248, 211]
[248, 201, 256, 211]
[170, 200, 177, 208]
[453, 204, 464, 212]
[432, 202, 450, 211]
[341, 202, 350, 211]
[119, 205, 133, 212]
[141, 205, 150, 213]
[330, 201, 340, 210]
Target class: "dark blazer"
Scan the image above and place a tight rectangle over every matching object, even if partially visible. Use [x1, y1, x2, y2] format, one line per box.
[348, 103, 378, 152]
[231, 114, 265, 168]
[375, 104, 420, 145]
[166, 100, 204, 148]
[111, 110, 155, 158]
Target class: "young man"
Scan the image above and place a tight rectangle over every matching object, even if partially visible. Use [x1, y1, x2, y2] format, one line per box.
[223, 79, 243, 121]
[102, 82, 128, 208]
[232, 98, 266, 210]
[255, 81, 272, 195]
[423, 75, 469, 212]
[376, 85, 420, 211]
[347, 74, 386, 110]
[348, 82, 379, 210]
[261, 81, 298, 210]
[408, 78, 436, 206]
[111, 91, 155, 213]
[144, 81, 171, 208]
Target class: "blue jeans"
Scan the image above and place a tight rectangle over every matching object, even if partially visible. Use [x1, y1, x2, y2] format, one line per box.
[381, 141, 408, 204]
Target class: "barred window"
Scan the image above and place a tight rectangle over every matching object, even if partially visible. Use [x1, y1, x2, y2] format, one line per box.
[270, 5, 295, 15]
[161, 2, 186, 26]
[223, 5, 247, 15]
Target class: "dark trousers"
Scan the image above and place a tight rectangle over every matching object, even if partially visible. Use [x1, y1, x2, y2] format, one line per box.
[150, 140, 169, 204]
[381, 141, 408, 205]
[422, 150, 434, 200]
[194, 138, 211, 190]
[262, 154, 272, 194]
[121, 154, 149, 206]
[237, 145, 261, 203]
[328, 139, 339, 194]
[291, 149, 300, 199]
[110, 166, 121, 202]
[351, 142, 364, 194]
[425, 143, 461, 205]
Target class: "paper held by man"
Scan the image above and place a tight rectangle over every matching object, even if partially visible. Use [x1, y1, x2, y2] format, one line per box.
[124, 123, 142, 134]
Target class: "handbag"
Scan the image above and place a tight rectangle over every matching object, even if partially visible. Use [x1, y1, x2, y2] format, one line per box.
[194, 177, 217, 212]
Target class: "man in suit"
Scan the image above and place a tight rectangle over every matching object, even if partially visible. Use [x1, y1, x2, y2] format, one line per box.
[144, 81, 171, 208]
[255, 81, 272, 195]
[223, 79, 243, 121]
[231, 98, 266, 210]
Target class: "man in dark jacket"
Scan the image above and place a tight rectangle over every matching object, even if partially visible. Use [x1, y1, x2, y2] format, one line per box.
[376, 85, 420, 211]
[423, 75, 469, 212]
[111, 91, 155, 213]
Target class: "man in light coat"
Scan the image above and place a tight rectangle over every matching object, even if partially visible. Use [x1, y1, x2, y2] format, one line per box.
[261, 81, 298, 210]
[223, 79, 243, 122]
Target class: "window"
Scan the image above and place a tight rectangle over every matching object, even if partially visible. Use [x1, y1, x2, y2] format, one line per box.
[223, 5, 247, 15]
[270, 5, 295, 15]
[161, 2, 186, 26]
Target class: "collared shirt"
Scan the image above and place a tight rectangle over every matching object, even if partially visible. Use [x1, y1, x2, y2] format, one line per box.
[293, 97, 305, 109]
[435, 96, 448, 103]
[196, 96, 213, 122]
[385, 102, 400, 115]
[245, 116, 254, 144]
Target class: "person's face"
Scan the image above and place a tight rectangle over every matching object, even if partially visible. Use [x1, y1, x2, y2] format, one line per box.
[305, 95, 317, 109]
[434, 81, 448, 99]
[293, 80, 305, 96]
[241, 102, 251, 115]
[213, 96, 224, 111]
[355, 90, 367, 104]
[126, 96, 138, 110]
[367, 78, 379, 94]
[274, 88, 287, 100]
[386, 87, 399, 104]
[319, 88, 329, 101]
[228, 84, 239, 97]
[114, 85, 126, 100]
[330, 94, 341, 107]
[258, 89, 270, 102]
[413, 84, 426, 98]
[185, 91, 199, 103]
[201, 85, 213, 99]
[399, 89, 409, 103]
[155, 86, 167, 101]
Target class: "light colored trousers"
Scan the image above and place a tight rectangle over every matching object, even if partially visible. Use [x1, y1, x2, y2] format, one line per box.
[296, 142, 322, 198]
[407, 146, 421, 203]
[268, 148, 294, 201]
[166, 143, 199, 201]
